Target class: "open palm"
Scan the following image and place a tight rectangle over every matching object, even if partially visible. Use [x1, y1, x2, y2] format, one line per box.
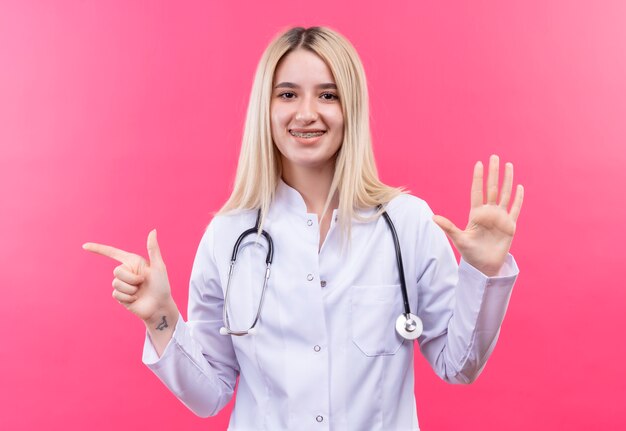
[433, 155, 524, 276]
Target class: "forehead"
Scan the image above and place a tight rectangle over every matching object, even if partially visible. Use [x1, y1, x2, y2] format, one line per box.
[273, 49, 336, 84]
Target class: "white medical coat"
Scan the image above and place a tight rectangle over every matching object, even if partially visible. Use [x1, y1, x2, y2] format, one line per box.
[142, 179, 519, 431]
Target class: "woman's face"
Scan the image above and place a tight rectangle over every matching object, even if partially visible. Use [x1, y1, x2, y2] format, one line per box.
[270, 49, 344, 173]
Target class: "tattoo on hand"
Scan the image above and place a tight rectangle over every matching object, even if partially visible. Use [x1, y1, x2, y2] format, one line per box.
[156, 316, 168, 331]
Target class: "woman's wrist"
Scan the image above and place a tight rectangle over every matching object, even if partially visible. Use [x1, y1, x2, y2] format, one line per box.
[143, 298, 179, 330]
[143, 299, 179, 357]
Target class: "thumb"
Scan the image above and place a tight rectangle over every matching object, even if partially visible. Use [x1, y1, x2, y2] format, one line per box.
[147, 229, 164, 266]
[432, 215, 462, 242]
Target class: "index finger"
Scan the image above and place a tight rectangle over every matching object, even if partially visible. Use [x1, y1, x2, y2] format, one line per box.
[82, 242, 135, 265]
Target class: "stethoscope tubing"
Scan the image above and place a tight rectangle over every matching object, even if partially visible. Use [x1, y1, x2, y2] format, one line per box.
[221, 206, 423, 339]
[221, 210, 274, 336]
[380, 207, 412, 318]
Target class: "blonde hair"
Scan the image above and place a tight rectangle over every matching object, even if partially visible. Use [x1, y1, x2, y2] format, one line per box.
[217, 26, 405, 240]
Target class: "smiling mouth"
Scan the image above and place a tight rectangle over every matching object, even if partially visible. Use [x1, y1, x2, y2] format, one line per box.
[289, 130, 326, 138]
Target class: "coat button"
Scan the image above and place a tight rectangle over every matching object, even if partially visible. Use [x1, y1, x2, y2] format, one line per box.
[307, 219, 313, 226]
[307, 274, 314, 281]
[320, 280, 327, 287]
[316, 415, 324, 422]
[313, 345, 321, 352]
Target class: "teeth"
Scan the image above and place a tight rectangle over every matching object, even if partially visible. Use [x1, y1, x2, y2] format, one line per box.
[290, 131, 325, 138]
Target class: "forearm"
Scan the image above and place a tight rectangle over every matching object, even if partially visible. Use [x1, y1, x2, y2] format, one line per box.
[142, 316, 238, 417]
[429, 256, 518, 383]
[144, 299, 180, 357]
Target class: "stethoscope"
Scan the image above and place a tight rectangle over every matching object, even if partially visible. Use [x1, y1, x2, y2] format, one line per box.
[219, 206, 423, 340]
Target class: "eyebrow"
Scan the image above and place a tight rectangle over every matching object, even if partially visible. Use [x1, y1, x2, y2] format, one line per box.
[274, 82, 337, 90]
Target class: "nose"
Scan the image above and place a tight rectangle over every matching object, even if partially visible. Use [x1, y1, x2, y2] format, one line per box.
[295, 96, 318, 123]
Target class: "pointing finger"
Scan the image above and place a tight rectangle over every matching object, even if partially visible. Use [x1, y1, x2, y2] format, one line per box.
[83, 242, 135, 265]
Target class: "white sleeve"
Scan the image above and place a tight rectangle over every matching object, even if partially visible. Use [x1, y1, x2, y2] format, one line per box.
[141, 221, 239, 417]
[415, 205, 519, 384]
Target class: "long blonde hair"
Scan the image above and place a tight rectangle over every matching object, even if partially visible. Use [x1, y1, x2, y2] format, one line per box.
[217, 26, 405, 240]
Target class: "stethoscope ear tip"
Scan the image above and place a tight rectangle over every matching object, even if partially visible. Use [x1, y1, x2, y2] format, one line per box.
[247, 327, 258, 335]
[396, 313, 423, 340]
[219, 327, 229, 335]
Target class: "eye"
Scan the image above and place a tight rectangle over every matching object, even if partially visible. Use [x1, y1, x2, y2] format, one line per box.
[321, 92, 339, 101]
[278, 92, 296, 99]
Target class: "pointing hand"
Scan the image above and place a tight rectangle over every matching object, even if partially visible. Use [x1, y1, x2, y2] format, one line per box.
[83, 230, 173, 322]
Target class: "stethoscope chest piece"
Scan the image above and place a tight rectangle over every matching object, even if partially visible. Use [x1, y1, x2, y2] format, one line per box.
[396, 313, 423, 340]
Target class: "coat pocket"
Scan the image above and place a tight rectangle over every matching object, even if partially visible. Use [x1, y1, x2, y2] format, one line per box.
[350, 284, 405, 356]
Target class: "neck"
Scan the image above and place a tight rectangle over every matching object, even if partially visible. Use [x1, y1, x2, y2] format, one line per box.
[281, 161, 339, 215]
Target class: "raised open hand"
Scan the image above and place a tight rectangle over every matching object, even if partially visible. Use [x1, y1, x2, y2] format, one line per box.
[83, 230, 173, 322]
[433, 155, 524, 276]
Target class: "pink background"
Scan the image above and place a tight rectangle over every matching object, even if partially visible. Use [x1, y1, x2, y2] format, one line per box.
[1, 1, 625, 429]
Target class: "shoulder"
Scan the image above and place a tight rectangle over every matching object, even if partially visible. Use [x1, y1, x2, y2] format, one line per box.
[385, 192, 434, 219]
[208, 208, 258, 230]
[382, 193, 448, 252]
[200, 209, 258, 246]
[379, 192, 441, 242]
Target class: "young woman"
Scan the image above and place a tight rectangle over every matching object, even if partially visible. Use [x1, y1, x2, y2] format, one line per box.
[84, 26, 523, 431]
